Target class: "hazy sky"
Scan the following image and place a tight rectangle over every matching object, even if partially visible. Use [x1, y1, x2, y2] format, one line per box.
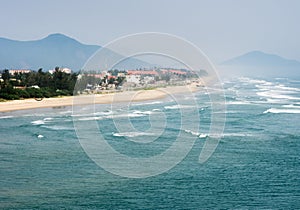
[1, 0, 299, 63]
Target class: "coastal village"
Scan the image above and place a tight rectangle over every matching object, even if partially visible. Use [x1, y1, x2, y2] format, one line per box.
[0, 67, 205, 100]
[77, 68, 204, 93]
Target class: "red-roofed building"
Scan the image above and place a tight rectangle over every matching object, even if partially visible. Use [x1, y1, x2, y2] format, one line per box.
[127, 70, 158, 76]
[161, 69, 187, 75]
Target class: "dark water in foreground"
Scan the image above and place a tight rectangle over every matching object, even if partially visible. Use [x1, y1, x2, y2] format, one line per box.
[1, 77, 300, 209]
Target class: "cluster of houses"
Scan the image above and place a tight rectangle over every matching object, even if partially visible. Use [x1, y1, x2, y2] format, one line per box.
[81, 68, 200, 93]
[1, 67, 201, 92]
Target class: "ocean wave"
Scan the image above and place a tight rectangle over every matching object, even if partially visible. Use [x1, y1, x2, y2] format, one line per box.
[0, 115, 14, 119]
[184, 130, 208, 138]
[256, 91, 300, 101]
[77, 116, 103, 121]
[72, 110, 113, 117]
[105, 113, 146, 119]
[133, 110, 153, 115]
[263, 108, 300, 114]
[31, 117, 54, 125]
[112, 132, 155, 137]
[41, 125, 74, 130]
[184, 129, 253, 138]
[226, 101, 251, 105]
[133, 101, 162, 106]
[239, 77, 273, 86]
[31, 120, 46, 125]
[164, 105, 194, 110]
[282, 104, 300, 109]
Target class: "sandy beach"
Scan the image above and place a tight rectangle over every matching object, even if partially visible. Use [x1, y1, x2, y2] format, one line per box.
[0, 85, 199, 112]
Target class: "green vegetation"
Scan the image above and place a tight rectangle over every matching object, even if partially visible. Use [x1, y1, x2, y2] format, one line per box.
[0, 68, 78, 100]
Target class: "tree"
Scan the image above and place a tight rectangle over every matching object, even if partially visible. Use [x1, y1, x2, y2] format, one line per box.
[2, 69, 10, 88]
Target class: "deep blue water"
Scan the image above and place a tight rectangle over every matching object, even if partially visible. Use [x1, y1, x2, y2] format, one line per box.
[1, 77, 300, 209]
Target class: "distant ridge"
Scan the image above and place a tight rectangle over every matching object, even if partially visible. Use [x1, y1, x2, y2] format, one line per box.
[0, 33, 150, 71]
[222, 51, 300, 67]
[220, 51, 300, 78]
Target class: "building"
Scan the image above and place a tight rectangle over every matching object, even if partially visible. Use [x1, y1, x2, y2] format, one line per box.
[126, 74, 141, 84]
[9, 69, 31, 75]
[49, 67, 72, 74]
[143, 76, 155, 84]
[127, 70, 158, 76]
[161, 69, 187, 75]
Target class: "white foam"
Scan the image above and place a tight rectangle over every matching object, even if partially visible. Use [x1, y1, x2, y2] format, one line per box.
[164, 105, 194, 110]
[133, 110, 152, 115]
[226, 101, 251, 105]
[152, 109, 161, 112]
[223, 133, 252, 137]
[263, 108, 300, 114]
[256, 91, 300, 100]
[105, 113, 145, 119]
[37, 134, 44, 138]
[31, 120, 45, 125]
[199, 133, 208, 138]
[239, 77, 273, 86]
[282, 104, 300, 109]
[133, 101, 162, 106]
[184, 129, 208, 138]
[0, 115, 14, 119]
[94, 110, 113, 116]
[78, 116, 103, 121]
[113, 132, 154, 137]
[42, 125, 74, 130]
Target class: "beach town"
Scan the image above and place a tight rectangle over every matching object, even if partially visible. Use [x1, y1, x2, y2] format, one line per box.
[0, 67, 205, 112]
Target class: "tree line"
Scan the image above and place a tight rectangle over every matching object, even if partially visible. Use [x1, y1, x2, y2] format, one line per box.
[0, 67, 78, 100]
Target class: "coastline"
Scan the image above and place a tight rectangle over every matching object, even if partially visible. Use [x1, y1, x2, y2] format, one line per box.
[0, 84, 199, 113]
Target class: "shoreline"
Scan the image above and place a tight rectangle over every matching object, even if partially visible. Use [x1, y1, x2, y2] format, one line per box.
[0, 84, 199, 113]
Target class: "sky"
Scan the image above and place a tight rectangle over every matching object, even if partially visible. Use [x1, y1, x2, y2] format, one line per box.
[0, 0, 299, 63]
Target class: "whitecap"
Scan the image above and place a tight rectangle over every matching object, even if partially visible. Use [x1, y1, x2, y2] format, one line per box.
[256, 91, 300, 100]
[133, 110, 152, 115]
[41, 125, 74, 130]
[113, 132, 154, 137]
[282, 104, 300, 109]
[152, 109, 161, 111]
[105, 113, 145, 119]
[226, 101, 251, 105]
[164, 105, 194, 110]
[263, 108, 300, 114]
[184, 129, 208, 138]
[77, 116, 103, 121]
[37, 134, 44, 138]
[0, 115, 14, 119]
[133, 101, 162, 106]
[31, 120, 45, 125]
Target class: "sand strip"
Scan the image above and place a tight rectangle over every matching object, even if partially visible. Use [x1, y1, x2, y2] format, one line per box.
[0, 85, 198, 112]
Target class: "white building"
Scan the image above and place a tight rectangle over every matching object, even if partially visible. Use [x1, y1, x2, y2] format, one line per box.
[143, 76, 155, 84]
[49, 67, 72, 74]
[9, 69, 31, 75]
[126, 75, 141, 84]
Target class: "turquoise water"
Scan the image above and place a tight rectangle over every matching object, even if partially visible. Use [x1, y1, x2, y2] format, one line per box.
[1, 77, 300, 209]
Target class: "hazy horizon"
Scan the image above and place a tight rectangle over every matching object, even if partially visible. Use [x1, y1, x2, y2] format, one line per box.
[1, 0, 299, 64]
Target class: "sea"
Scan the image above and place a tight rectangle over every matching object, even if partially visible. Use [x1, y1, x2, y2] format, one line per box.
[1, 76, 300, 209]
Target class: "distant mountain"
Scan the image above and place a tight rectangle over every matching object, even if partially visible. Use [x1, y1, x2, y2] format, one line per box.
[222, 51, 300, 67]
[219, 51, 300, 78]
[0, 33, 151, 71]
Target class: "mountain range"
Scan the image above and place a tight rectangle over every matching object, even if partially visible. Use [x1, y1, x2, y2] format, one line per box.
[0, 33, 150, 71]
[219, 51, 300, 78]
[0, 33, 299, 77]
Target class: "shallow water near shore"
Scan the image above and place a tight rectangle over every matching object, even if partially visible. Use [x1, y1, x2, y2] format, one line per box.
[1, 77, 300, 208]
